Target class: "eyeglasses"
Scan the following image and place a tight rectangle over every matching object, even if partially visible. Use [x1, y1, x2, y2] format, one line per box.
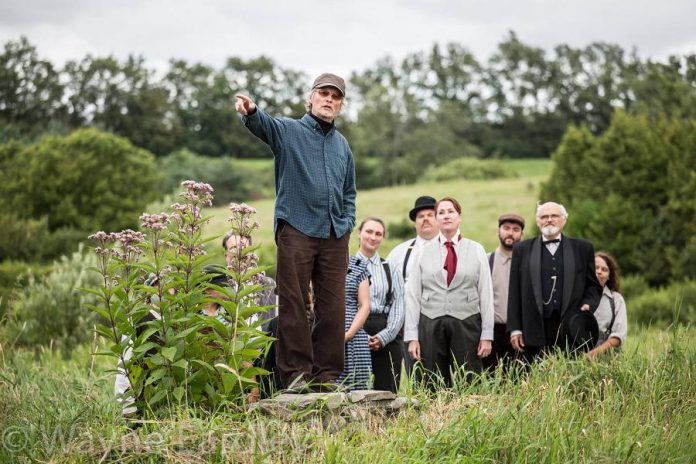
[316, 89, 343, 100]
[538, 214, 562, 221]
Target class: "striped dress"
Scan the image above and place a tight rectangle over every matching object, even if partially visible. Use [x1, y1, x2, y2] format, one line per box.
[338, 256, 372, 390]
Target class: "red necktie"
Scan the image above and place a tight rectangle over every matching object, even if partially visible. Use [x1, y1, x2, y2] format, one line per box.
[444, 241, 457, 286]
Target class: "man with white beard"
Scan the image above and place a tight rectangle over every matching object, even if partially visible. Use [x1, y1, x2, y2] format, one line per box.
[507, 202, 602, 360]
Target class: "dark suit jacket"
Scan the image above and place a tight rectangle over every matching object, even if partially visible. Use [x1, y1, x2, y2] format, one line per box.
[506, 235, 601, 348]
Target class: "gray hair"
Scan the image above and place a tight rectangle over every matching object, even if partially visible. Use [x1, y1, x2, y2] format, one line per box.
[535, 202, 568, 219]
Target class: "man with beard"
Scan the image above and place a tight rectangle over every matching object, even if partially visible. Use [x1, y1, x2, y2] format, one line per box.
[387, 195, 438, 375]
[507, 202, 601, 360]
[482, 213, 524, 372]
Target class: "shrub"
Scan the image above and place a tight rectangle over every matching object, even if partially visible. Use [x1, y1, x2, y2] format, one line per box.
[628, 279, 696, 328]
[88, 181, 272, 414]
[2, 245, 101, 355]
[424, 157, 519, 182]
[157, 150, 274, 204]
[0, 128, 160, 233]
[0, 213, 48, 261]
[388, 218, 415, 240]
[541, 112, 696, 285]
[0, 261, 52, 323]
[621, 274, 650, 300]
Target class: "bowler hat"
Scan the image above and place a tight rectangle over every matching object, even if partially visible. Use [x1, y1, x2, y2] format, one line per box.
[560, 310, 599, 352]
[203, 264, 230, 288]
[312, 73, 346, 97]
[409, 196, 437, 221]
[498, 212, 525, 230]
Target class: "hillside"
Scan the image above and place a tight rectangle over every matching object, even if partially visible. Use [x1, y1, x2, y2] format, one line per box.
[203, 159, 552, 268]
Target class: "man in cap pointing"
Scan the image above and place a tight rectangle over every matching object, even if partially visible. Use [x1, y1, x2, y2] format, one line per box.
[236, 73, 356, 390]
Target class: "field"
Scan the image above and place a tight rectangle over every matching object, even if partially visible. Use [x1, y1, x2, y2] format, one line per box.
[2, 158, 694, 463]
[1, 326, 694, 463]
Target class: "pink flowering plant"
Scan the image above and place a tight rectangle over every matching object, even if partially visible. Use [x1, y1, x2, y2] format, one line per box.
[86, 181, 273, 414]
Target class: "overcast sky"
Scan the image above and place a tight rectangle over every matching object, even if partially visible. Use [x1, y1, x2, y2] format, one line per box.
[1, 0, 693, 81]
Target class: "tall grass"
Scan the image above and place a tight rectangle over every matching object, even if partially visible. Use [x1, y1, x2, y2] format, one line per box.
[1, 325, 693, 463]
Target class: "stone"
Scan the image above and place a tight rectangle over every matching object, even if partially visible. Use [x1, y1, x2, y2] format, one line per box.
[384, 396, 420, 411]
[347, 390, 397, 403]
[253, 392, 346, 420]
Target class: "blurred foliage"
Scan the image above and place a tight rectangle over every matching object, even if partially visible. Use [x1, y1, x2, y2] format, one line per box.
[3, 34, 696, 187]
[1, 245, 101, 356]
[541, 111, 696, 285]
[424, 157, 519, 182]
[0, 128, 159, 262]
[628, 280, 696, 328]
[157, 149, 274, 204]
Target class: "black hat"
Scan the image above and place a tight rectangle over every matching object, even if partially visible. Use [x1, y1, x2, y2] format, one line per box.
[203, 264, 229, 288]
[560, 311, 599, 352]
[409, 196, 437, 221]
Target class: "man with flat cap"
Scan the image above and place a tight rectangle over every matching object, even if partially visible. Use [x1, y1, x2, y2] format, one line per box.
[235, 73, 356, 390]
[386, 195, 438, 375]
[482, 213, 525, 372]
[507, 202, 601, 361]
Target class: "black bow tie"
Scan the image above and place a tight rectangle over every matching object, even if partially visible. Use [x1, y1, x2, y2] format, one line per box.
[544, 238, 560, 244]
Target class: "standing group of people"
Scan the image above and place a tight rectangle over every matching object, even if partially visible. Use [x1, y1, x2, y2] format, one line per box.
[235, 72, 628, 395]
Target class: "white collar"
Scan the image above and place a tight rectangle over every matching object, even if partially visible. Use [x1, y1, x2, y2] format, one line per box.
[356, 250, 381, 265]
[438, 231, 462, 245]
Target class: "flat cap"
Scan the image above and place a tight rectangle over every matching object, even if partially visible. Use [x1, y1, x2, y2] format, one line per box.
[312, 73, 346, 97]
[498, 213, 525, 230]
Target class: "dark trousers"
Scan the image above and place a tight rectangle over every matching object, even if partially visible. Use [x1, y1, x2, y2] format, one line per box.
[418, 313, 482, 388]
[482, 322, 516, 372]
[401, 340, 415, 377]
[275, 222, 349, 386]
[363, 313, 403, 393]
[523, 311, 562, 362]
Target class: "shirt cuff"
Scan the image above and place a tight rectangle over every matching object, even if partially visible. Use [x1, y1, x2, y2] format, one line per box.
[510, 330, 522, 339]
[404, 329, 418, 342]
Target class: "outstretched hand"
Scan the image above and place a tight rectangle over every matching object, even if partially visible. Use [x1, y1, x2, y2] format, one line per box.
[235, 94, 256, 115]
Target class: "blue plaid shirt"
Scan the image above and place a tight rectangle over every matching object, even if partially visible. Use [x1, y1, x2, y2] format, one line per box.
[242, 109, 356, 239]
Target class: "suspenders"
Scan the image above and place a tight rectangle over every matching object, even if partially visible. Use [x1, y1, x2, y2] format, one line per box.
[402, 239, 417, 280]
[381, 258, 393, 307]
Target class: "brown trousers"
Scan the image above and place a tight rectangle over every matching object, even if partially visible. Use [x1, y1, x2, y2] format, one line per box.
[275, 221, 349, 386]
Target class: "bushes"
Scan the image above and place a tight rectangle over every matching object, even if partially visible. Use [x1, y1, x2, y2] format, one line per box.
[0, 128, 160, 262]
[541, 111, 696, 285]
[157, 149, 274, 204]
[1, 245, 101, 355]
[424, 157, 519, 182]
[628, 280, 696, 328]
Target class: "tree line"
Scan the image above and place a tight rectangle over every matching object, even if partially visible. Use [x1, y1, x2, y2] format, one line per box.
[2, 33, 696, 187]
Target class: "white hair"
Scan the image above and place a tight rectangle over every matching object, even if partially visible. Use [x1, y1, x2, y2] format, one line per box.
[536, 202, 568, 219]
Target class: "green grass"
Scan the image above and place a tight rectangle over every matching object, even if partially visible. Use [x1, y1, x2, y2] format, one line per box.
[204, 159, 551, 272]
[1, 326, 694, 463]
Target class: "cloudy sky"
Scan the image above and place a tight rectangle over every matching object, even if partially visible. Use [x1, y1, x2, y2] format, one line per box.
[1, 0, 693, 80]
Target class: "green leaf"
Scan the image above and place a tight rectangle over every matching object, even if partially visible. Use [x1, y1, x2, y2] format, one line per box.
[172, 359, 188, 369]
[174, 325, 199, 339]
[133, 341, 159, 354]
[161, 346, 177, 362]
[173, 386, 185, 402]
[145, 367, 168, 386]
[147, 389, 168, 408]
